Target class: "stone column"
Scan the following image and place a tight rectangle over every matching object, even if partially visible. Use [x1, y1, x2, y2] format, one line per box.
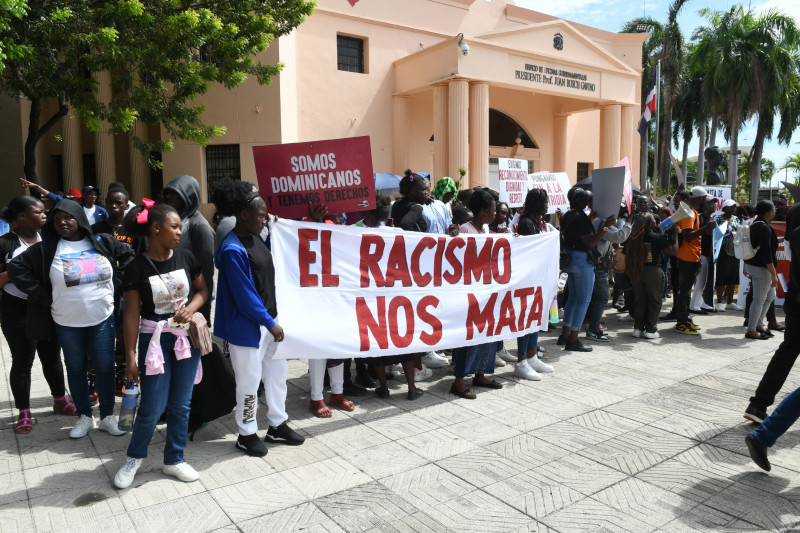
[448, 78, 469, 186]
[392, 95, 409, 174]
[129, 121, 151, 204]
[620, 105, 636, 166]
[94, 70, 117, 194]
[553, 115, 568, 173]
[433, 84, 448, 181]
[468, 82, 489, 188]
[599, 104, 622, 168]
[62, 110, 83, 192]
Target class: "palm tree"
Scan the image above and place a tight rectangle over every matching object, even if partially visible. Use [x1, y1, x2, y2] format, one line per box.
[671, 57, 707, 183]
[781, 153, 800, 183]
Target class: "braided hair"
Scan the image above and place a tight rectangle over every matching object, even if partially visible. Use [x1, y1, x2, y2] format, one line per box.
[625, 214, 648, 283]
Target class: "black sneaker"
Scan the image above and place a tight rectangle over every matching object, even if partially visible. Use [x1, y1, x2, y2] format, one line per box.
[744, 405, 767, 424]
[236, 433, 268, 457]
[661, 310, 677, 322]
[556, 335, 568, 346]
[265, 422, 305, 446]
[586, 331, 610, 342]
[354, 374, 378, 389]
[745, 434, 771, 472]
[565, 340, 592, 352]
[342, 382, 367, 396]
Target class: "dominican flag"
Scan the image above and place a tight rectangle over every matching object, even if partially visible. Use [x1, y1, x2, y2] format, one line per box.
[637, 74, 657, 138]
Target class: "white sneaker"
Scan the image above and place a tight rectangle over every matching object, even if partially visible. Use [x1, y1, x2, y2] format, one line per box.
[69, 414, 95, 438]
[163, 462, 200, 483]
[514, 361, 541, 381]
[495, 355, 506, 367]
[642, 331, 660, 339]
[619, 315, 635, 322]
[114, 457, 143, 489]
[528, 356, 554, 373]
[430, 350, 449, 363]
[727, 303, 744, 311]
[98, 415, 127, 436]
[715, 304, 726, 312]
[421, 352, 446, 369]
[413, 365, 434, 382]
[497, 348, 517, 363]
[631, 329, 643, 338]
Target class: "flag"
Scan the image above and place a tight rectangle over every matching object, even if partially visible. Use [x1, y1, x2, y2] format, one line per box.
[347, 0, 360, 5]
[637, 74, 657, 138]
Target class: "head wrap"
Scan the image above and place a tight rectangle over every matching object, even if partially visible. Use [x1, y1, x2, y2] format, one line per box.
[432, 177, 458, 202]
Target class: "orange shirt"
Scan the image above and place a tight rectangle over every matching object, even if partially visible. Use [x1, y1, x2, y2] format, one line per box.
[676, 209, 701, 262]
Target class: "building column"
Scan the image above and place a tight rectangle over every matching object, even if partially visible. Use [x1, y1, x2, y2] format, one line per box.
[94, 70, 116, 194]
[599, 104, 621, 168]
[553, 115, 568, 173]
[392, 95, 409, 174]
[620, 105, 636, 170]
[129, 121, 150, 204]
[448, 78, 469, 187]
[433, 84, 448, 181]
[62, 110, 83, 192]
[468, 82, 489, 188]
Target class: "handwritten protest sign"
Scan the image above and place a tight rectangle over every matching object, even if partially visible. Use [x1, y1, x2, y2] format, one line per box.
[527, 172, 571, 213]
[498, 158, 529, 207]
[269, 219, 559, 358]
[253, 136, 375, 218]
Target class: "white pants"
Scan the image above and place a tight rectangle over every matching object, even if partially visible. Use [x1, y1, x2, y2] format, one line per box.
[309, 360, 344, 401]
[691, 256, 710, 310]
[228, 326, 288, 436]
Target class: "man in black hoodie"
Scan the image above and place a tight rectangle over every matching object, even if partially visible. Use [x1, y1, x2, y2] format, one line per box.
[163, 175, 216, 323]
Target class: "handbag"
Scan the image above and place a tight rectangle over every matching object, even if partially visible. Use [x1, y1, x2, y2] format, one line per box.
[144, 255, 212, 355]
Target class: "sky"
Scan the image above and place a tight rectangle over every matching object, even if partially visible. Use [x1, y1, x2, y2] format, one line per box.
[512, 0, 800, 184]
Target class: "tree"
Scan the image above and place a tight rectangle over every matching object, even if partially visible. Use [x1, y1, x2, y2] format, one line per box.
[781, 153, 800, 183]
[0, 0, 26, 71]
[0, 0, 316, 183]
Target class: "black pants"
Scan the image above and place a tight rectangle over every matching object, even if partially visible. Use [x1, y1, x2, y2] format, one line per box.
[1, 293, 65, 410]
[750, 300, 800, 411]
[702, 255, 715, 307]
[633, 267, 665, 332]
[675, 259, 700, 322]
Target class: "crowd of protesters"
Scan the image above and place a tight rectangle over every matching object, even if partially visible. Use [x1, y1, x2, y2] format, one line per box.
[1, 172, 796, 486]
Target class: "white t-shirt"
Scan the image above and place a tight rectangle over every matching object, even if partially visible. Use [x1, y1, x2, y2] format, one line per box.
[83, 205, 96, 222]
[49, 237, 114, 327]
[3, 234, 41, 299]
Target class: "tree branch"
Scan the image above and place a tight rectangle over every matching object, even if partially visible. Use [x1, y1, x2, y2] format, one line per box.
[36, 98, 69, 141]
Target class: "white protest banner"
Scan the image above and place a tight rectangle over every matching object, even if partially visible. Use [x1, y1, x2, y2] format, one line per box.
[616, 157, 633, 214]
[269, 219, 560, 359]
[527, 172, 571, 213]
[706, 186, 731, 212]
[591, 166, 626, 219]
[498, 158, 529, 207]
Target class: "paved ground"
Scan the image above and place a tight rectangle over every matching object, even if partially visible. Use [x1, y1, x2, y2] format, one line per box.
[1, 305, 800, 533]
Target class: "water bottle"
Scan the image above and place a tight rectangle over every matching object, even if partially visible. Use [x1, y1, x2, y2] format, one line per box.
[549, 298, 559, 324]
[118, 380, 139, 432]
[557, 272, 568, 290]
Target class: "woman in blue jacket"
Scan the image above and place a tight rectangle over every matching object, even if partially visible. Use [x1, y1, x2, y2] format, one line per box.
[212, 179, 304, 457]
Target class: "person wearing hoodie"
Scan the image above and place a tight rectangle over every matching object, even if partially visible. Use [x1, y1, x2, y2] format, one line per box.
[7, 199, 134, 439]
[162, 175, 216, 323]
[212, 178, 304, 456]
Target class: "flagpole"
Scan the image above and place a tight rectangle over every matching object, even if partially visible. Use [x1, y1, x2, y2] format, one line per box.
[653, 59, 661, 195]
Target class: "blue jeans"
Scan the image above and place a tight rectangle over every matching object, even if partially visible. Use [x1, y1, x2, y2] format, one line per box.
[55, 314, 116, 418]
[563, 250, 595, 332]
[517, 332, 539, 357]
[751, 387, 800, 447]
[127, 332, 200, 465]
[588, 269, 609, 334]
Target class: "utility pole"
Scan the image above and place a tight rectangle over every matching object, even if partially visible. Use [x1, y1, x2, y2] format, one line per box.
[653, 59, 661, 194]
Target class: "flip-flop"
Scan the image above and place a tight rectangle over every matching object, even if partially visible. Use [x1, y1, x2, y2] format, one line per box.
[329, 394, 355, 411]
[309, 400, 332, 418]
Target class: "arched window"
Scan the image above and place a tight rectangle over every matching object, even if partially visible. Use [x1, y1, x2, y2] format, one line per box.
[489, 109, 537, 148]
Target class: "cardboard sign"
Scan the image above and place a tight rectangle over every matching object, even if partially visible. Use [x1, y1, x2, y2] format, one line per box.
[253, 136, 375, 218]
[591, 166, 626, 220]
[616, 157, 633, 214]
[498, 158, 529, 207]
[269, 219, 559, 358]
[706, 186, 731, 212]
[527, 172, 571, 214]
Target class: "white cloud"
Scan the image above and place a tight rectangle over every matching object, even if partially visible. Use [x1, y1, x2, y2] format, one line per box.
[754, 0, 800, 22]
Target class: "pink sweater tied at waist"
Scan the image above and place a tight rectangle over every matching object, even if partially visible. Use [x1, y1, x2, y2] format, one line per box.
[139, 319, 203, 384]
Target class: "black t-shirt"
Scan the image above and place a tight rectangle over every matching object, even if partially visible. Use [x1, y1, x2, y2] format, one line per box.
[745, 220, 778, 268]
[699, 213, 713, 257]
[122, 248, 201, 321]
[241, 234, 278, 319]
[643, 229, 672, 265]
[91, 220, 137, 251]
[518, 216, 545, 236]
[0, 233, 22, 268]
[561, 210, 594, 251]
[391, 197, 428, 232]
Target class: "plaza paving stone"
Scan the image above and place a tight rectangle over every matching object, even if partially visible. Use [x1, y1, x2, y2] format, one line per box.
[1, 306, 800, 532]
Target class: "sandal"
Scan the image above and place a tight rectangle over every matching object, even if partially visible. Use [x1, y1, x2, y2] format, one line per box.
[472, 378, 503, 389]
[53, 396, 77, 416]
[15, 409, 32, 434]
[449, 384, 476, 399]
[309, 399, 332, 418]
[329, 394, 355, 411]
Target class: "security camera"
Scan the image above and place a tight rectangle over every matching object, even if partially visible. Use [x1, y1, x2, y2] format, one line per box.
[460, 42, 470, 55]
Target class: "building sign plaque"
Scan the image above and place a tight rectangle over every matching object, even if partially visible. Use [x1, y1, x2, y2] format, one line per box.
[514, 62, 597, 93]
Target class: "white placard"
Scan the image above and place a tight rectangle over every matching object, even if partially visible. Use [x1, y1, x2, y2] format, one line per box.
[498, 158, 529, 207]
[527, 172, 571, 214]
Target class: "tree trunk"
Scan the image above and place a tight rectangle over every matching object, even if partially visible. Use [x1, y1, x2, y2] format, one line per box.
[728, 122, 738, 189]
[681, 132, 690, 181]
[749, 114, 768, 204]
[660, 109, 673, 190]
[23, 99, 42, 183]
[697, 120, 706, 184]
[709, 115, 718, 147]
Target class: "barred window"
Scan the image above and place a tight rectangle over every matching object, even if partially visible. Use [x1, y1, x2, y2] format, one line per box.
[206, 144, 241, 193]
[337, 35, 365, 73]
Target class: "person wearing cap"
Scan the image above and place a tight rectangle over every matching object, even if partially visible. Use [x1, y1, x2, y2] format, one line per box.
[673, 186, 717, 335]
[80, 186, 109, 225]
[714, 199, 742, 311]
